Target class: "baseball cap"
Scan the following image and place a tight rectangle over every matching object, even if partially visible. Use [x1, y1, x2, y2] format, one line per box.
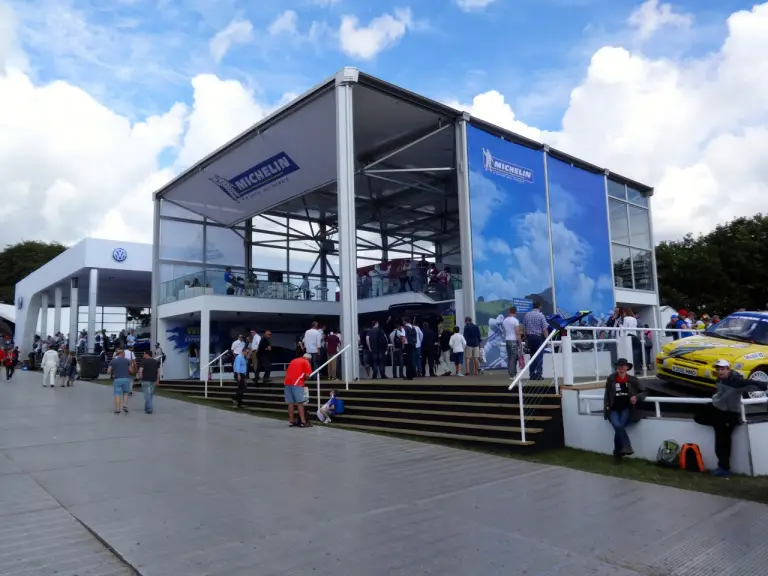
[713, 359, 730, 368]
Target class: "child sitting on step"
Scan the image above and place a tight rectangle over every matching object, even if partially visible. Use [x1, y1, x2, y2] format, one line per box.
[316, 390, 343, 424]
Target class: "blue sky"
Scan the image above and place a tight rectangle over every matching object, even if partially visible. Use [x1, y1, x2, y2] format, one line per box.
[10, 0, 755, 126]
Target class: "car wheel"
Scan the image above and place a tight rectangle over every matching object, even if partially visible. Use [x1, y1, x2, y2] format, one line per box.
[748, 368, 768, 397]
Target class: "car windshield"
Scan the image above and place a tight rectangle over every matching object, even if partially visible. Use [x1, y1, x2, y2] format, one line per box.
[710, 316, 768, 346]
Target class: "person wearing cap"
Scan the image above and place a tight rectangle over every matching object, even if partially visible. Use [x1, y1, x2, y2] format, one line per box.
[675, 310, 693, 338]
[665, 314, 679, 340]
[284, 353, 313, 427]
[701, 359, 768, 477]
[603, 358, 647, 463]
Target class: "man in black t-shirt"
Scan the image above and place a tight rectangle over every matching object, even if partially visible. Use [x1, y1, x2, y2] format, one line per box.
[139, 351, 160, 414]
[254, 330, 273, 385]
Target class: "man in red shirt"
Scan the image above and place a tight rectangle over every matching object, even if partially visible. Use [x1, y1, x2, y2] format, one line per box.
[284, 353, 313, 427]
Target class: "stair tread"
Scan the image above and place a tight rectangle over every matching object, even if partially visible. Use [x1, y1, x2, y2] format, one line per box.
[337, 414, 543, 433]
[185, 396, 551, 421]
[164, 386, 560, 398]
[330, 423, 535, 446]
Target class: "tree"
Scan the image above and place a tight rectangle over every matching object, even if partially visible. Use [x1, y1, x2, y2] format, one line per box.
[656, 214, 768, 315]
[0, 241, 67, 304]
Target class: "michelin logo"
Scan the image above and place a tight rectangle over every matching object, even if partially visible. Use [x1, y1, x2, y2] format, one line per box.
[208, 152, 300, 202]
[482, 148, 534, 184]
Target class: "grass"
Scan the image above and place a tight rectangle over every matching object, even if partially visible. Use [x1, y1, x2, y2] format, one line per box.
[90, 379, 768, 505]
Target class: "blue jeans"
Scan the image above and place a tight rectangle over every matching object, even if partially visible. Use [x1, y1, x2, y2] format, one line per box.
[609, 409, 632, 455]
[141, 382, 155, 413]
[415, 348, 422, 374]
[527, 335, 544, 379]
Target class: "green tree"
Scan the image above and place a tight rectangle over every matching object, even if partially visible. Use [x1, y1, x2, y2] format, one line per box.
[656, 214, 768, 316]
[0, 241, 67, 304]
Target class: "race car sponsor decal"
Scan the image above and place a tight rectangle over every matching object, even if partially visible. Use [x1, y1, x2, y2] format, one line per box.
[743, 352, 766, 361]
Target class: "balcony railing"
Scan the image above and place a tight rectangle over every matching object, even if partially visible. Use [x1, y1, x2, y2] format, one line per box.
[159, 270, 463, 305]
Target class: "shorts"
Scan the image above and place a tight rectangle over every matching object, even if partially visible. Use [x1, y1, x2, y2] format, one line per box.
[284, 385, 305, 404]
[452, 352, 465, 365]
[363, 349, 372, 367]
[465, 346, 480, 359]
[113, 378, 131, 396]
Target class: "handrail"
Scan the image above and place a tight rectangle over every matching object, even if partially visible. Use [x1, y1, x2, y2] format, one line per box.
[202, 350, 228, 370]
[203, 350, 229, 399]
[579, 392, 768, 422]
[508, 330, 558, 391]
[295, 345, 352, 409]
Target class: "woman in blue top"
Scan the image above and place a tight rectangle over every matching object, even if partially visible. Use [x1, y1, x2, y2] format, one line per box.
[231, 350, 248, 409]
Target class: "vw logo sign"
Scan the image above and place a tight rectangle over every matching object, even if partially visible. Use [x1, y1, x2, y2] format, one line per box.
[112, 248, 127, 262]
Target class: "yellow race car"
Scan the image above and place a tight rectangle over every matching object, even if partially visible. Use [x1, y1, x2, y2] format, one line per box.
[656, 312, 768, 389]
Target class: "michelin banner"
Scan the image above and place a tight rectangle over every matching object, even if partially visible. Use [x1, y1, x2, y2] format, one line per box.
[163, 89, 338, 227]
[466, 125, 553, 370]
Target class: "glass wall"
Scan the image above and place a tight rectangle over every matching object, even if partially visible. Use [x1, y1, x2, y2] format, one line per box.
[608, 181, 654, 291]
[547, 157, 614, 319]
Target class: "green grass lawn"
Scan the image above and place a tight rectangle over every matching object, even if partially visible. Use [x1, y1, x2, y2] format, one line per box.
[100, 380, 768, 505]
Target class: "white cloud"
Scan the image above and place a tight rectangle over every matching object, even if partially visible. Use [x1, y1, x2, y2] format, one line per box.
[456, 2, 768, 240]
[456, 0, 497, 12]
[338, 8, 413, 60]
[268, 10, 298, 36]
[209, 19, 254, 63]
[628, 0, 693, 41]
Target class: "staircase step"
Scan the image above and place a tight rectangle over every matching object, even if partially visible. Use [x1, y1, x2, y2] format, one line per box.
[330, 423, 535, 446]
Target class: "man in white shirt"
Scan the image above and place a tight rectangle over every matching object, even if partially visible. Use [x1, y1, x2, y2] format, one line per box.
[124, 343, 138, 394]
[502, 306, 522, 380]
[41, 347, 59, 387]
[303, 322, 322, 370]
[249, 330, 261, 380]
[231, 335, 246, 356]
[414, 321, 423, 376]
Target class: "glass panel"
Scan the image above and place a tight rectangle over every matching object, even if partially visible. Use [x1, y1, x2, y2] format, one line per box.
[609, 200, 630, 244]
[612, 244, 632, 289]
[631, 249, 653, 290]
[607, 179, 626, 200]
[628, 205, 651, 249]
[160, 200, 203, 220]
[627, 186, 648, 207]
[206, 225, 245, 267]
[159, 220, 204, 262]
[288, 251, 321, 274]
[252, 246, 287, 272]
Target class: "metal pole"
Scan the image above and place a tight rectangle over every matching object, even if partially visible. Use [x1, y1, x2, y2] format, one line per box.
[517, 377, 526, 443]
[593, 335, 600, 381]
[317, 372, 321, 410]
[552, 340, 559, 395]
[219, 356, 223, 387]
[640, 330, 647, 377]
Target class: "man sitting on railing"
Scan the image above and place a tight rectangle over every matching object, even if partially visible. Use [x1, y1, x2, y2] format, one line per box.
[603, 358, 647, 464]
[695, 359, 768, 478]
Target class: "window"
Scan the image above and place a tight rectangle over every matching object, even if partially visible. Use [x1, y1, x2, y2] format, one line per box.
[206, 225, 245, 267]
[631, 249, 653, 290]
[252, 246, 287, 272]
[607, 179, 626, 200]
[628, 205, 651, 249]
[289, 251, 321, 274]
[609, 200, 630, 244]
[612, 245, 632, 289]
[627, 186, 648, 207]
[160, 200, 203, 221]
[159, 220, 204, 262]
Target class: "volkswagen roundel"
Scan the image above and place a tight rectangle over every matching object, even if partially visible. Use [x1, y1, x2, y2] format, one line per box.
[112, 248, 127, 262]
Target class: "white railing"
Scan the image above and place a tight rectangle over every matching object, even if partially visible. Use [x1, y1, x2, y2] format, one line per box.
[201, 350, 228, 399]
[508, 330, 559, 443]
[294, 345, 352, 409]
[578, 392, 768, 423]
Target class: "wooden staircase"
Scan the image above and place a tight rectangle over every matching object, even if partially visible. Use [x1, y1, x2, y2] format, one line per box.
[159, 374, 564, 452]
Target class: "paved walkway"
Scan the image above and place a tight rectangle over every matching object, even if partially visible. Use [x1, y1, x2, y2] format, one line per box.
[2, 371, 768, 576]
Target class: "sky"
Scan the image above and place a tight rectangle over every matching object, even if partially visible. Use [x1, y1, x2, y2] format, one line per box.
[0, 0, 767, 249]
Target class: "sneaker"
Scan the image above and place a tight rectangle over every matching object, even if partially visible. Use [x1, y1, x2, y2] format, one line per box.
[324, 417, 332, 424]
[456, 373, 465, 377]
[114, 410, 120, 414]
[712, 468, 731, 478]
[122, 406, 129, 413]
[299, 422, 313, 428]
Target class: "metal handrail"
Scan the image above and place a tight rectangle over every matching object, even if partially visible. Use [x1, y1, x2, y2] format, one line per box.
[579, 392, 768, 423]
[297, 345, 351, 409]
[507, 330, 558, 443]
[202, 350, 229, 399]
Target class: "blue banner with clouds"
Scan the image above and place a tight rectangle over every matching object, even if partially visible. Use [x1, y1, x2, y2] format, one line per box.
[467, 125, 553, 368]
[546, 157, 615, 323]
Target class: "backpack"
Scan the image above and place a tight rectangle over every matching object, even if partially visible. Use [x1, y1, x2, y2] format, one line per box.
[679, 443, 705, 472]
[656, 439, 680, 468]
[405, 325, 417, 346]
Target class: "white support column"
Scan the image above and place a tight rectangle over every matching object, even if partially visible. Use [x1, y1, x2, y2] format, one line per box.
[87, 268, 98, 352]
[53, 286, 62, 336]
[336, 67, 360, 381]
[68, 278, 79, 350]
[455, 115, 476, 322]
[40, 292, 49, 339]
[561, 331, 574, 386]
[150, 197, 161, 345]
[199, 307, 210, 382]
